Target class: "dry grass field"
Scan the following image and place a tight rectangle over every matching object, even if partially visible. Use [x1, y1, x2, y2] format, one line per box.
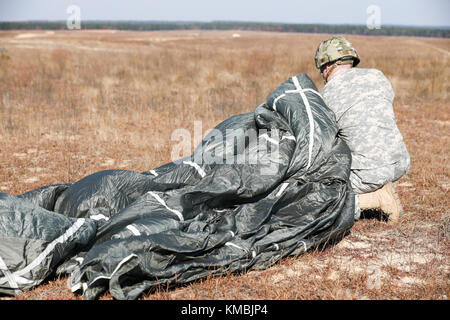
[0, 29, 448, 300]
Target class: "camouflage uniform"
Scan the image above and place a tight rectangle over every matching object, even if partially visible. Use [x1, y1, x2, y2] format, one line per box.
[320, 68, 410, 217]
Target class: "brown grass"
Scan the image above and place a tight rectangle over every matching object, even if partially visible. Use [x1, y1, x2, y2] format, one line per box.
[0, 29, 449, 300]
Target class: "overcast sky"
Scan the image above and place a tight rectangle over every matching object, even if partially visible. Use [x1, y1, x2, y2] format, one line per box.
[0, 0, 449, 27]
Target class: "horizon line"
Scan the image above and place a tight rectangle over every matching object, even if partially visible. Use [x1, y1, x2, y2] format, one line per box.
[0, 19, 449, 30]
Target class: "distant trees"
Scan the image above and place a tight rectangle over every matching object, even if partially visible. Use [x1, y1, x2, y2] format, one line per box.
[0, 21, 448, 38]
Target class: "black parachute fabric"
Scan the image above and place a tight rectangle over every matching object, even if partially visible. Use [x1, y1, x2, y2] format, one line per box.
[0, 74, 355, 299]
[0, 192, 97, 295]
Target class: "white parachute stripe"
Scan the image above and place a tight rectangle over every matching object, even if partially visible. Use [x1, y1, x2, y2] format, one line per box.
[71, 281, 88, 293]
[75, 257, 84, 264]
[273, 76, 315, 170]
[225, 242, 246, 252]
[71, 282, 83, 293]
[0, 255, 20, 292]
[291, 76, 315, 170]
[126, 224, 141, 236]
[272, 93, 286, 112]
[286, 88, 323, 99]
[147, 191, 184, 221]
[9, 275, 36, 286]
[281, 135, 296, 141]
[0, 218, 86, 286]
[183, 160, 206, 178]
[87, 254, 138, 288]
[260, 133, 279, 145]
[302, 88, 323, 99]
[89, 214, 109, 221]
[149, 169, 158, 177]
[276, 182, 289, 197]
[300, 241, 307, 252]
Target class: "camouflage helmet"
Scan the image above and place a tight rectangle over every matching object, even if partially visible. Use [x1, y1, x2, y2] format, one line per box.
[314, 36, 360, 70]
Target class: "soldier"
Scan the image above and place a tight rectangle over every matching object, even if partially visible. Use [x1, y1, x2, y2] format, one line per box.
[314, 36, 410, 223]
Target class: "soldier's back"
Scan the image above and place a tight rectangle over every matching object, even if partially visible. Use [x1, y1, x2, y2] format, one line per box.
[320, 68, 410, 182]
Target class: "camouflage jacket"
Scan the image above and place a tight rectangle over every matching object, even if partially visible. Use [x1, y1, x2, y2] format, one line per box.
[320, 68, 410, 182]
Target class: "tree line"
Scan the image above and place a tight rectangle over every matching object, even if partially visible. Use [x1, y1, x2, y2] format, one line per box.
[0, 21, 448, 38]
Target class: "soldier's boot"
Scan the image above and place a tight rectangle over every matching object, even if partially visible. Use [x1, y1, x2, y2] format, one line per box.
[358, 182, 403, 224]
